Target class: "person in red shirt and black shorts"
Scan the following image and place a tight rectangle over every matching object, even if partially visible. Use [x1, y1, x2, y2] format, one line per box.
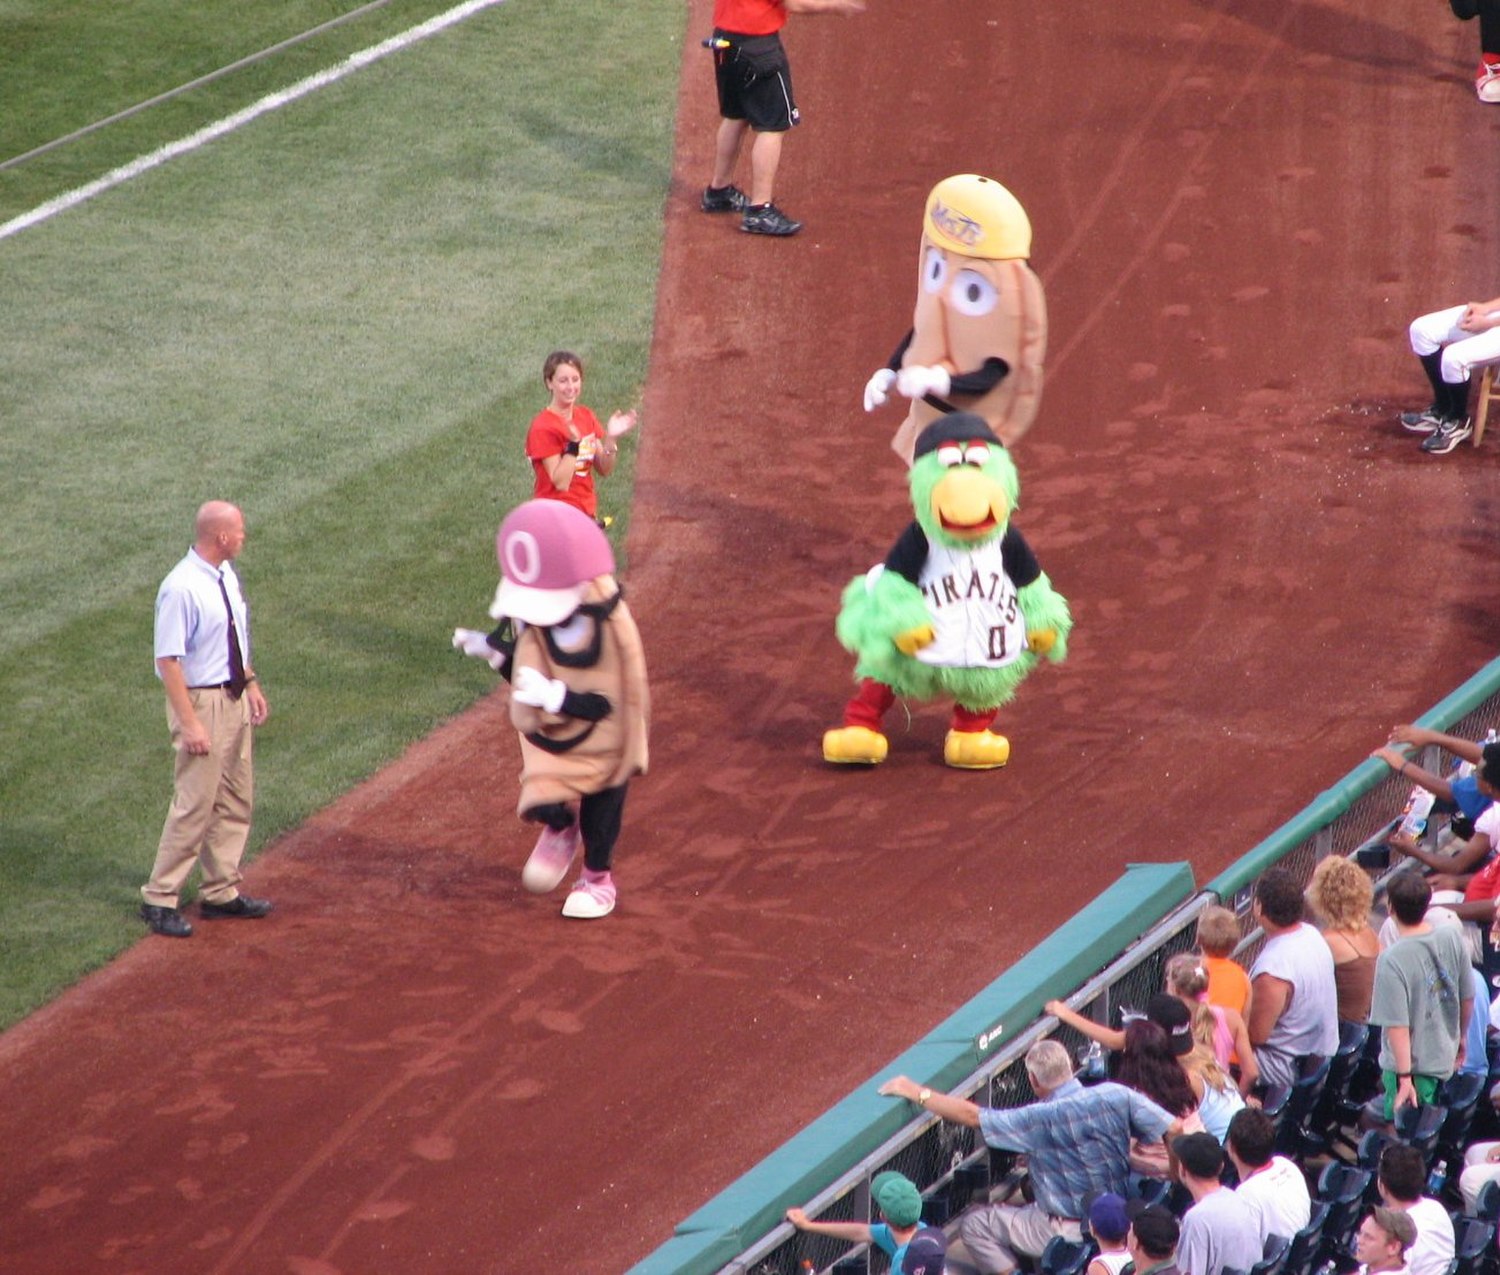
[700, 0, 864, 238]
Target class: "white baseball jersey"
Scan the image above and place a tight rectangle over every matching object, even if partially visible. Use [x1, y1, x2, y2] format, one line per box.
[913, 537, 1028, 667]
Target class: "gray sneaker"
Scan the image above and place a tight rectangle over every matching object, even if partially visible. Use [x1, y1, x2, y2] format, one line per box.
[1420, 416, 1473, 454]
[741, 202, 802, 237]
[700, 184, 748, 214]
[1399, 406, 1444, 433]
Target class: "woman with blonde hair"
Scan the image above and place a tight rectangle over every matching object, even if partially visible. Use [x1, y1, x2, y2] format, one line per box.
[1305, 854, 1379, 1024]
[1164, 952, 1259, 1095]
[1146, 992, 1246, 1140]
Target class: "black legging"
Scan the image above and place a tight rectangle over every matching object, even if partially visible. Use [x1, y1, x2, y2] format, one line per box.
[526, 784, 629, 872]
[1483, 0, 1500, 54]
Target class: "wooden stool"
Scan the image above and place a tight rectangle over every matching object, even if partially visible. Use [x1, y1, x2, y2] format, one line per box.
[1474, 364, 1496, 447]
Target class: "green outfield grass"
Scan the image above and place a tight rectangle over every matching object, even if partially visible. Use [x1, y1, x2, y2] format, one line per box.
[0, 0, 683, 1026]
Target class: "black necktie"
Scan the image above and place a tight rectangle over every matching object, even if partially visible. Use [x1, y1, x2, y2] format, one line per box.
[217, 573, 248, 700]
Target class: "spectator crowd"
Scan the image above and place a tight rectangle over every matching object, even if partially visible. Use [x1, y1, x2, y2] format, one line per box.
[788, 732, 1500, 1275]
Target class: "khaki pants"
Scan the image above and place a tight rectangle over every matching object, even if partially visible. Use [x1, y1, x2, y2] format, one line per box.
[959, 1201, 1081, 1275]
[142, 689, 253, 909]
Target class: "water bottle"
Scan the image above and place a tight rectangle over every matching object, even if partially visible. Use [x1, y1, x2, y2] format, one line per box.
[1428, 1157, 1448, 1197]
[1397, 788, 1436, 841]
[1079, 1039, 1107, 1084]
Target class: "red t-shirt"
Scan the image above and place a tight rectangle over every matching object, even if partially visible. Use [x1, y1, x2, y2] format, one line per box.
[526, 405, 605, 517]
[1465, 855, 1500, 902]
[713, 0, 787, 36]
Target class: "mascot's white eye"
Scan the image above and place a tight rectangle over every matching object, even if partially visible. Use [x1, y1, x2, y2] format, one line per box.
[963, 443, 990, 466]
[949, 269, 998, 317]
[922, 247, 948, 295]
[549, 611, 597, 656]
[935, 443, 963, 467]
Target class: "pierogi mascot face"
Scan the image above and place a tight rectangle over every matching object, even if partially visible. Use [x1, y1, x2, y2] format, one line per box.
[864, 174, 1048, 467]
[822, 413, 1070, 770]
[451, 500, 648, 919]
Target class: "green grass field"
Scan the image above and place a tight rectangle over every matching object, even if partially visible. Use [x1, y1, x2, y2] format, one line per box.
[0, 0, 683, 1026]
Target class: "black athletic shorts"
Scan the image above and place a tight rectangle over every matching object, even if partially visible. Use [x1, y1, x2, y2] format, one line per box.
[712, 30, 799, 133]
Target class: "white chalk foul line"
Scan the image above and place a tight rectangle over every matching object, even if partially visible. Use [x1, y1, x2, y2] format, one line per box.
[0, 0, 507, 243]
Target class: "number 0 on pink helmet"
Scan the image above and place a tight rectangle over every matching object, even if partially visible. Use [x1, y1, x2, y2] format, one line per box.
[490, 500, 616, 627]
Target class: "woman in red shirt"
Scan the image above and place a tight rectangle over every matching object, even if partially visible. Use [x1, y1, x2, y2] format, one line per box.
[525, 350, 637, 522]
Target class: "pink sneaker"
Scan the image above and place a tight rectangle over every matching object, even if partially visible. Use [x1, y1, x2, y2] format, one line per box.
[561, 870, 616, 919]
[521, 823, 580, 894]
[1478, 59, 1500, 103]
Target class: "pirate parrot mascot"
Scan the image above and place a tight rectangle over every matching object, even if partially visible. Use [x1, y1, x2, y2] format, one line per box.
[864, 174, 1047, 466]
[823, 414, 1070, 769]
[453, 500, 649, 918]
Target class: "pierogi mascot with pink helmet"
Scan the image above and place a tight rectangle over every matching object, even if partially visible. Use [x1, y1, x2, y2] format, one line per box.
[453, 500, 649, 919]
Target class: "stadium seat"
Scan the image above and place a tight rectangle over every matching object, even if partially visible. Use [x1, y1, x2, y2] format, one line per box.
[1283, 1201, 1330, 1275]
[1251, 1232, 1291, 1275]
[1359, 1127, 1394, 1174]
[1275, 1055, 1333, 1158]
[1449, 1215, 1495, 1275]
[1260, 1083, 1292, 1120]
[1040, 1236, 1095, 1275]
[1395, 1100, 1449, 1163]
[947, 1162, 990, 1218]
[1438, 1072, 1488, 1168]
[1317, 1163, 1374, 1266]
[1128, 1175, 1171, 1209]
[1307, 1022, 1372, 1156]
[1222, 1241, 1293, 1275]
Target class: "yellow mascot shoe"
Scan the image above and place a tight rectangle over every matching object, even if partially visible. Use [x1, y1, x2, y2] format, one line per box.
[944, 729, 1010, 769]
[823, 726, 889, 765]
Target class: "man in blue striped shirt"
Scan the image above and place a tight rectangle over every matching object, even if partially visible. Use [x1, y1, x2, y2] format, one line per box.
[881, 1040, 1181, 1274]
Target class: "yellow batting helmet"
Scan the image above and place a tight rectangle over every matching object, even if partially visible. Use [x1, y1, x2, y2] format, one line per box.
[923, 174, 1032, 261]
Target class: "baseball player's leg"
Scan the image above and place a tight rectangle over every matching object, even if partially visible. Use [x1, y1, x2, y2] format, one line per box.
[1440, 327, 1500, 386]
[1409, 305, 1469, 355]
[1403, 306, 1471, 430]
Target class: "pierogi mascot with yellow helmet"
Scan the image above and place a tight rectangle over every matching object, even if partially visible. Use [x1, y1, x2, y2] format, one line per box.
[822, 413, 1070, 769]
[864, 174, 1047, 466]
[452, 500, 648, 919]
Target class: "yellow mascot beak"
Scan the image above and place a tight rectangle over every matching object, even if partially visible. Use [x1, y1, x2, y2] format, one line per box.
[930, 467, 1008, 539]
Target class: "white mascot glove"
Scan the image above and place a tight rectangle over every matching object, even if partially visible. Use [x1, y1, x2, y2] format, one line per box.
[896, 364, 952, 400]
[511, 664, 568, 714]
[453, 627, 507, 671]
[863, 367, 897, 412]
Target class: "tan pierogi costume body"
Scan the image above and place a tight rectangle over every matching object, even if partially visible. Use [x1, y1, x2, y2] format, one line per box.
[509, 577, 649, 816]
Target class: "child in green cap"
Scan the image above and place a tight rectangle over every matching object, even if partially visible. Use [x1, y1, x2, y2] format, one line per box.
[786, 1169, 925, 1268]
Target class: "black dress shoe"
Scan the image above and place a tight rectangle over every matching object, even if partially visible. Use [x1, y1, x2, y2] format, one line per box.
[140, 903, 193, 938]
[199, 894, 273, 920]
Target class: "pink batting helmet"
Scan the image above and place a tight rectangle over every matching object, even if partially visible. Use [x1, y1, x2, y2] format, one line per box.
[491, 500, 615, 626]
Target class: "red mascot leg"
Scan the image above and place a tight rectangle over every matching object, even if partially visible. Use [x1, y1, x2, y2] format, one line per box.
[844, 678, 897, 730]
[949, 703, 999, 733]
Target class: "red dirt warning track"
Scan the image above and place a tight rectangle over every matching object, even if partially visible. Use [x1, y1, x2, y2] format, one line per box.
[2, 1, 1497, 1272]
